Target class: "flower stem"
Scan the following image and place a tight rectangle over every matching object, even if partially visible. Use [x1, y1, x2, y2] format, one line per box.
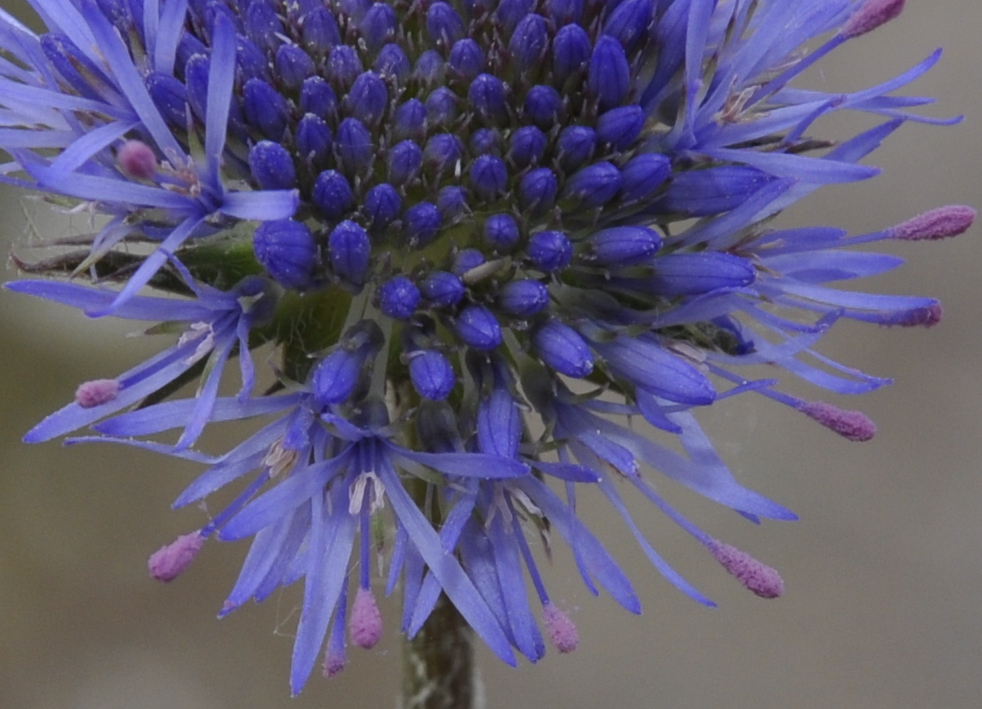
[401, 593, 477, 709]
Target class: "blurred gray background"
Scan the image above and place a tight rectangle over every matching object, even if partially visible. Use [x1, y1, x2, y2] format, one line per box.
[2, 2, 981, 708]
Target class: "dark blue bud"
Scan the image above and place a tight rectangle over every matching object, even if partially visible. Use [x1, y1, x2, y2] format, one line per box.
[234, 35, 269, 83]
[588, 225, 661, 266]
[275, 43, 316, 91]
[660, 166, 773, 217]
[469, 128, 501, 155]
[534, 321, 594, 378]
[183, 54, 210, 123]
[364, 183, 402, 231]
[470, 155, 508, 200]
[455, 305, 502, 350]
[424, 134, 462, 174]
[336, 117, 374, 174]
[508, 126, 547, 168]
[359, 2, 396, 51]
[387, 140, 424, 185]
[96, 0, 131, 28]
[453, 249, 485, 275]
[618, 153, 670, 202]
[640, 252, 755, 295]
[145, 73, 188, 129]
[484, 214, 521, 251]
[347, 71, 388, 126]
[602, 0, 653, 52]
[300, 76, 338, 118]
[588, 36, 631, 110]
[245, 1, 284, 53]
[301, 7, 342, 53]
[243, 78, 289, 141]
[40, 34, 111, 101]
[409, 350, 456, 401]
[178, 33, 209, 77]
[498, 279, 549, 316]
[295, 113, 333, 170]
[508, 14, 549, 72]
[448, 39, 486, 80]
[494, 0, 535, 36]
[527, 230, 572, 271]
[552, 24, 592, 85]
[556, 125, 597, 172]
[477, 387, 520, 458]
[518, 167, 558, 215]
[545, 0, 583, 25]
[253, 219, 317, 290]
[594, 334, 715, 405]
[338, 0, 371, 22]
[393, 99, 428, 141]
[523, 85, 563, 129]
[328, 220, 372, 285]
[427, 2, 466, 46]
[249, 140, 297, 190]
[403, 202, 442, 247]
[288, 0, 322, 20]
[379, 275, 421, 319]
[420, 271, 465, 307]
[374, 43, 411, 83]
[426, 87, 458, 127]
[312, 170, 355, 222]
[414, 50, 446, 85]
[468, 73, 508, 124]
[564, 161, 622, 208]
[438, 186, 469, 220]
[327, 45, 363, 90]
[596, 105, 645, 150]
[313, 322, 382, 406]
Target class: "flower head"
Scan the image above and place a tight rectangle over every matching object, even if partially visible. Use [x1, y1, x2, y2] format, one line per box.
[3, 0, 973, 695]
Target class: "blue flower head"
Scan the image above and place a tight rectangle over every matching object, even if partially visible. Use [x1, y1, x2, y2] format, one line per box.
[2, 0, 975, 695]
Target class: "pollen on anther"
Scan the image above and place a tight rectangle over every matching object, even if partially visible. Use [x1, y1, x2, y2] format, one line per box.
[349, 587, 383, 649]
[707, 539, 784, 599]
[148, 531, 204, 582]
[543, 603, 579, 653]
[799, 401, 877, 442]
[75, 379, 120, 408]
[117, 140, 158, 180]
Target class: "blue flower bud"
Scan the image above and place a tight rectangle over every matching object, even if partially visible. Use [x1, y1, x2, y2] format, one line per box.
[347, 71, 388, 126]
[427, 2, 466, 46]
[183, 54, 210, 123]
[523, 85, 563, 129]
[336, 117, 374, 174]
[618, 153, 671, 202]
[245, 1, 284, 53]
[301, 7, 341, 53]
[312, 170, 355, 222]
[313, 323, 382, 406]
[379, 275, 421, 319]
[364, 183, 402, 231]
[508, 126, 547, 169]
[359, 2, 396, 51]
[420, 271, 465, 307]
[564, 161, 622, 208]
[295, 113, 333, 170]
[299, 76, 338, 118]
[249, 140, 297, 191]
[603, 0, 653, 52]
[414, 50, 446, 85]
[660, 166, 773, 217]
[393, 99, 427, 141]
[403, 202, 442, 247]
[179, 33, 210, 77]
[468, 74, 508, 124]
[477, 387, 520, 457]
[509, 14, 549, 72]
[596, 105, 645, 150]
[534, 321, 594, 378]
[498, 279, 549, 316]
[484, 214, 521, 252]
[588, 226, 662, 266]
[470, 155, 508, 201]
[96, 0, 131, 28]
[145, 73, 188, 129]
[552, 24, 591, 85]
[424, 133, 462, 174]
[426, 87, 458, 127]
[288, 0, 322, 20]
[374, 43, 411, 83]
[556, 125, 597, 172]
[387, 140, 423, 185]
[448, 39, 485, 80]
[338, 0, 371, 22]
[409, 350, 456, 401]
[588, 36, 631, 110]
[275, 43, 316, 91]
[455, 305, 502, 350]
[253, 219, 318, 290]
[594, 335, 715, 405]
[243, 78, 289, 141]
[327, 45, 363, 90]
[527, 230, 572, 271]
[518, 167, 558, 215]
[453, 249, 485, 275]
[329, 220, 372, 285]
[495, 0, 535, 36]
[438, 186, 469, 220]
[469, 128, 501, 155]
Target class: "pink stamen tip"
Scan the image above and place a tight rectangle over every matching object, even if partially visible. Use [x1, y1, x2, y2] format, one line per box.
[891, 205, 977, 241]
[74, 378, 120, 408]
[117, 140, 158, 179]
[895, 302, 943, 328]
[349, 588, 383, 649]
[323, 653, 346, 679]
[841, 0, 905, 39]
[708, 540, 784, 599]
[800, 401, 876, 442]
[147, 531, 204, 583]
[543, 603, 579, 653]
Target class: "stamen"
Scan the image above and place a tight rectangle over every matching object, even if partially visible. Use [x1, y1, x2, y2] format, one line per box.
[148, 531, 204, 582]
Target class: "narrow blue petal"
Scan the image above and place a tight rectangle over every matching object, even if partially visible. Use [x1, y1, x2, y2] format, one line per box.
[221, 189, 300, 220]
